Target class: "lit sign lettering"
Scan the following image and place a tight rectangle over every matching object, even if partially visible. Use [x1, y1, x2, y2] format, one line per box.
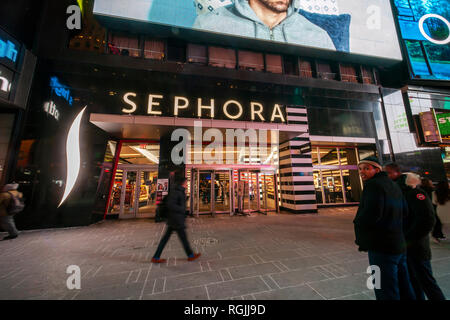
[436, 112, 450, 137]
[121, 92, 286, 123]
[43, 101, 60, 121]
[50, 77, 73, 105]
[0, 76, 11, 93]
[0, 39, 18, 63]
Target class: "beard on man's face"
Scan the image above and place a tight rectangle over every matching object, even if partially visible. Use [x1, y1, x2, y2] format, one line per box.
[256, 0, 292, 13]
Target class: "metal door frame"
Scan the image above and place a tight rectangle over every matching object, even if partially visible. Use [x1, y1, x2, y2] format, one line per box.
[117, 165, 159, 219]
[259, 171, 278, 214]
[238, 170, 261, 213]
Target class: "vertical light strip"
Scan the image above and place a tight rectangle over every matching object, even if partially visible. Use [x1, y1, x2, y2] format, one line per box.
[58, 106, 87, 208]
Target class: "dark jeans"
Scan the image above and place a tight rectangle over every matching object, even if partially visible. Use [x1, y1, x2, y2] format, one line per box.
[368, 251, 416, 300]
[407, 257, 446, 300]
[153, 226, 194, 259]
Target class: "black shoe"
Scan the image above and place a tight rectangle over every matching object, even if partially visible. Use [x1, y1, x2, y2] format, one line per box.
[3, 235, 18, 240]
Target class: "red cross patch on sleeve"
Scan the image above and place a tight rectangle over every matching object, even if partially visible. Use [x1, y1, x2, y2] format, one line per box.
[417, 194, 426, 201]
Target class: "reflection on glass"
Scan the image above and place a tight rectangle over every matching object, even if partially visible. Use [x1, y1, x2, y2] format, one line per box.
[109, 169, 123, 213]
[311, 147, 319, 165]
[342, 169, 362, 202]
[137, 170, 158, 216]
[358, 146, 376, 162]
[338, 148, 358, 166]
[124, 171, 137, 214]
[405, 40, 431, 76]
[313, 170, 323, 204]
[199, 172, 212, 213]
[319, 148, 338, 166]
[322, 170, 344, 204]
[118, 143, 160, 165]
[214, 171, 230, 212]
[260, 172, 276, 211]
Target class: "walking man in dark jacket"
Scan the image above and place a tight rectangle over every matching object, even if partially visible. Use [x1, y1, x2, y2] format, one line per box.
[354, 157, 416, 300]
[151, 176, 201, 263]
[384, 163, 446, 300]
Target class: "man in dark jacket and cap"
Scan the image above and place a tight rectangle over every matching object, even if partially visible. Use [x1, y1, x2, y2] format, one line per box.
[152, 176, 201, 263]
[354, 156, 415, 300]
[384, 163, 445, 300]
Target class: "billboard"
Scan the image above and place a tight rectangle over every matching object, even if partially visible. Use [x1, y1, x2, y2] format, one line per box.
[93, 0, 402, 60]
[393, 0, 450, 81]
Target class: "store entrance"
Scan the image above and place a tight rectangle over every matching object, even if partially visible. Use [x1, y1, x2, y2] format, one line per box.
[189, 168, 278, 216]
[108, 165, 159, 219]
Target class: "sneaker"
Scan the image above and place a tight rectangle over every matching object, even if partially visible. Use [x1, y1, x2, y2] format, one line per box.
[151, 257, 167, 264]
[2, 235, 18, 240]
[187, 253, 201, 261]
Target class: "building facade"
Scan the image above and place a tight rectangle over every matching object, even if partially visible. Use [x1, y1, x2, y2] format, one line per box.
[4, 0, 443, 229]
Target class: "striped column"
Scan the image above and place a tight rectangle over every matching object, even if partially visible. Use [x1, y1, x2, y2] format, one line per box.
[279, 106, 317, 214]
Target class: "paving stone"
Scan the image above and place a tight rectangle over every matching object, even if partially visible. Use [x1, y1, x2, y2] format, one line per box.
[280, 256, 330, 271]
[144, 286, 208, 300]
[308, 274, 370, 300]
[165, 271, 223, 292]
[228, 263, 281, 280]
[0, 207, 448, 300]
[207, 256, 255, 270]
[207, 277, 270, 300]
[253, 285, 325, 300]
[270, 269, 328, 288]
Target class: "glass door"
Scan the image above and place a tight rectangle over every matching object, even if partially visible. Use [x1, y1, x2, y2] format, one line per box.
[238, 170, 260, 213]
[213, 170, 232, 214]
[120, 170, 137, 218]
[199, 171, 213, 215]
[260, 172, 277, 213]
[136, 170, 158, 218]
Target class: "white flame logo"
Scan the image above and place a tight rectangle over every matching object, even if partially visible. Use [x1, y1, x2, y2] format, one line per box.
[58, 106, 87, 208]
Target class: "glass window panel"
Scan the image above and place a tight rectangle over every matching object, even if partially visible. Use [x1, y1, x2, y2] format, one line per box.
[319, 148, 339, 166]
[338, 148, 358, 166]
[238, 50, 264, 71]
[322, 170, 344, 204]
[311, 147, 319, 165]
[187, 43, 207, 64]
[313, 170, 323, 204]
[342, 169, 362, 203]
[144, 39, 165, 60]
[208, 47, 236, 69]
[119, 143, 160, 165]
[405, 40, 431, 77]
[265, 54, 282, 73]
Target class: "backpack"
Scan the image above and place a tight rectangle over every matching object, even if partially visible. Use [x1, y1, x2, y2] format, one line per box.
[6, 192, 25, 215]
[155, 195, 168, 222]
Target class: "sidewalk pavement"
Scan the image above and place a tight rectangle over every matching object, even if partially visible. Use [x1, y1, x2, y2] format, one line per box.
[0, 207, 449, 300]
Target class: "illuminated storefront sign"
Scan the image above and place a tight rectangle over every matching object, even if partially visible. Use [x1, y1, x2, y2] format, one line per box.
[120, 92, 286, 123]
[50, 77, 73, 105]
[0, 39, 18, 63]
[436, 112, 450, 137]
[394, 0, 450, 80]
[43, 101, 60, 121]
[0, 64, 13, 100]
[94, 0, 402, 60]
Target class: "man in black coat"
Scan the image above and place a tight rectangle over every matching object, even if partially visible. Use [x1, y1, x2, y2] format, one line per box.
[152, 176, 201, 263]
[384, 163, 446, 300]
[354, 157, 416, 300]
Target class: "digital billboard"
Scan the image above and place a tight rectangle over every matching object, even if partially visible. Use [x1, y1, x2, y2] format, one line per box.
[93, 0, 402, 60]
[394, 0, 450, 81]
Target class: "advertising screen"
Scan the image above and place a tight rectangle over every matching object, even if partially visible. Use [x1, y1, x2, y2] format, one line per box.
[394, 0, 450, 81]
[93, 0, 402, 60]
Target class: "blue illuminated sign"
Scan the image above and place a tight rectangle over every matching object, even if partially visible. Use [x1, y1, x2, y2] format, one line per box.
[394, 0, 450, 81]
[50, 77, 73, 106]
[0, 39, 18, 63]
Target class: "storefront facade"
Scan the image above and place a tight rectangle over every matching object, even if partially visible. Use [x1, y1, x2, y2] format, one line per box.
[7, 0, 409, 229]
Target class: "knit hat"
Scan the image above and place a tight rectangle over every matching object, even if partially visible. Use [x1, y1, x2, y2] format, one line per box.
[2, 183, 19, 192]
[358, 156, 382, 170]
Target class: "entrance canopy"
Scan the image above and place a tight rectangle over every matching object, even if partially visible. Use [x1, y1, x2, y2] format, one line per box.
[89, 113, 308, 141]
